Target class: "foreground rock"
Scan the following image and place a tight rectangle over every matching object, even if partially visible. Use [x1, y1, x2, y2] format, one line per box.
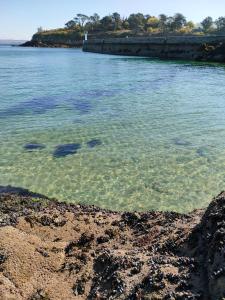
[0, 186, 224, 299]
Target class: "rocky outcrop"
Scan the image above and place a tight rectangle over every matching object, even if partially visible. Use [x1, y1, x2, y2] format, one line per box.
[0, 186, 224, 299]
[21, 30, 83, 48]
[20, 29, 141, 49]
[83, 36, 225, 62]
[21, 40, 82, 48]
[190, 192, 225, 299]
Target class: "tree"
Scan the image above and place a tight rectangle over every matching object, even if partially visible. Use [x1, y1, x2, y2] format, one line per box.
[215, 17, 225, 31]
[100, 15, 114, 31]
[122, 19, 130, 30]
[63, 12, 217, 35]
[186, 21, 195, 30]
[90, 13, 100, 24]
[159, 14, 168, 33]
[171, 13, 187, 31]
[146, 17, 160, 29]
[65, 20, 76, 29]
[166, 16, 175, 32]
[177, 21, 195, 34]
[88, 13, 101, 31]
[178, 21, 195, 34]
[112, 12, 122, 30]
[74, 14, 89, 29]
[128, 13, 146, 30]
[201, 17, 214, 33]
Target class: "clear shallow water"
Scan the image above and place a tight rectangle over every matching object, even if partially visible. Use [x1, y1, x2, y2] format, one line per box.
[1, 46, 225, 212]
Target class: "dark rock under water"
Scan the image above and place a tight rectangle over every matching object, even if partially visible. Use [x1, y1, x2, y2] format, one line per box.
[0, 185, 48, 199]
[173, 138, 192, 146]
[79, 89, 117, 99]
[196, 147, 208, 157]
[87, 139, 102, 148]
[24, 143, 46, 151]
[0, 96, 58, 118]
[73, 100, 92, 114]
[53, 143, 81, 158]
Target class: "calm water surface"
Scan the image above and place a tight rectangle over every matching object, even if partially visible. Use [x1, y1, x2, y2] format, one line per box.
[1, 46, 225, 212]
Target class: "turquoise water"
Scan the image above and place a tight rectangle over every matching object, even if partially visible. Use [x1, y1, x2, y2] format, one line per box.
[1, 46, 225, 212]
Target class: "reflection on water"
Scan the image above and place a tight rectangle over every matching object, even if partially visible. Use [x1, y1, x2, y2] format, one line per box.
[0, 47, 225, 212]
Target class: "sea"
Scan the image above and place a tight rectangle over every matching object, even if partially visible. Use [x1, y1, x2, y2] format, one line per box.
[1, 45, 225, 212]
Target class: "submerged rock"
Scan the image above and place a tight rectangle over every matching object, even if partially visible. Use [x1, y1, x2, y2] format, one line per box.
[196, 147, 208, 157]
[24, 143, 46, 151]
[87, 139, 102, 148]
[0, 185, 48, 199]
[173, 138, 191, 146]
[0, 96, 58, 119]
[79, 89, 117, 99]
[53, 143, 81, 158]
[73, 100, 92, 114]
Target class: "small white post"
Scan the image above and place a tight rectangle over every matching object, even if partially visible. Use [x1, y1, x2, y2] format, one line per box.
[84, 32, 88, 41]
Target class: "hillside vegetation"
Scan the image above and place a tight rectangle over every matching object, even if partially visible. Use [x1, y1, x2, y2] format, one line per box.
[25, 12, 225, 47]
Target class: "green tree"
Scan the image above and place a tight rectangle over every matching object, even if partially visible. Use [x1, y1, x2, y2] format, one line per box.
[122, 19, 130, 30]
[201, 17, 214, 33]
[100, 15, 114, 31]
[159, 14, 168, 33]
[74, 14, 89, 29]
[186, 21, 195, 30]
[63, 12, 218, 36]
[128, 13, 146, 30]
[215, 17, 225, 31]
[65, 20, 77, 29]
[177, 21, 195, 34]
[171, 13, 187, 31]
[88, 13, 101, 31]
[90, 13, 100, 24]
[146, 17, 160, 29]
[112, 12, 122, 30]
[166, 17, 175, 31]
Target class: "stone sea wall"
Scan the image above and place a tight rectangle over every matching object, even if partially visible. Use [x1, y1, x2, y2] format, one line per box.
[83, 35, 225, 62]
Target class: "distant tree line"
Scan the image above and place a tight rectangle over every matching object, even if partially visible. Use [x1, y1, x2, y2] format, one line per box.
[64, 13, 225, 35]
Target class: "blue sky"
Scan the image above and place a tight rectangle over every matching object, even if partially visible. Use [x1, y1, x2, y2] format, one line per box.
[1, 0, 225, 40]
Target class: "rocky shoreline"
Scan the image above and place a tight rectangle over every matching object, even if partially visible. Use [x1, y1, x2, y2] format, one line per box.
[21, 40, 82, 48]
[21, 35, 225, 63]
[0, 186, 224, 299]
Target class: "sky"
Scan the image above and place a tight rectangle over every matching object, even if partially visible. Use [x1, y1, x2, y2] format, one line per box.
[1, 0, 225, 40]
